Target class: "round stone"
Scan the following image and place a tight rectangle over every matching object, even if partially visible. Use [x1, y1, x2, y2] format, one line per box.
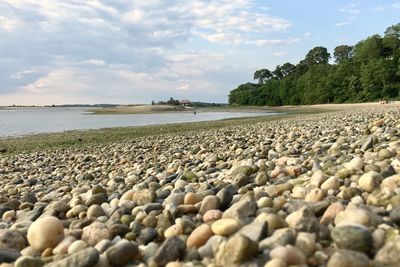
[327, 250, 370, 267]
[270, 245, 306, 265]
[87, 204, 106, 219]
[358, 171, 381, 192]
[27, 216, 65, 252]
[184, 192, 202, 205]
[305, 188, 324, 202]
[68, 240, 87, 254]
[164, 224, 183, 239]
[331, 224, 373, 253]
[211, 218, 240, 236]
[264, 258, 287, 267]
[202, 209, 223, 223]
[186, 224, 213, 248]
[199, 195, 220, 215]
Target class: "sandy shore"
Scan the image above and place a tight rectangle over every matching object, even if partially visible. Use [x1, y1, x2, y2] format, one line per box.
[90, 105, 189, 114]
[89, 101, 400, 115]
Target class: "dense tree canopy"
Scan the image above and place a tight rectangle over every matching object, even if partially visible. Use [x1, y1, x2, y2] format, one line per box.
[229, 23, 400, 106]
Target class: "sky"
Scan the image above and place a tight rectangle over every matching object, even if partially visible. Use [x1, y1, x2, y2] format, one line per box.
[0, 0, 399, 105]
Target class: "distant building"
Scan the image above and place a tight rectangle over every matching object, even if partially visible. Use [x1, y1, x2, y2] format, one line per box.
[180, 99, 190, 106]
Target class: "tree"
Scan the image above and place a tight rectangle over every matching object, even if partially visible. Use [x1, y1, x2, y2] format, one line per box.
[385, 23, 400, 39]
[353, 35, 383, 62]
[334, 45, 353, 63]
[273, 63, 296, 79]
[253, 69, 273, 84]
[228, 24, 400, 107]
[304, 46, 330, 66]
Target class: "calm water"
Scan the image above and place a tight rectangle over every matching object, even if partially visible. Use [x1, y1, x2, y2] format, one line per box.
[0, 107, 278, 137]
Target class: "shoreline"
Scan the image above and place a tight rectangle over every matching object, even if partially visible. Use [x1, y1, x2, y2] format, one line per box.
[1, 101, 398, 155]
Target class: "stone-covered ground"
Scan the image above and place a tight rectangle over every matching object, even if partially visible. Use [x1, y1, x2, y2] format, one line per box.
[0, 105, 400, 267]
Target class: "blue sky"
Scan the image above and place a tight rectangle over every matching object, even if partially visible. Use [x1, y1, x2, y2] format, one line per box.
[0, 0, 399, 105]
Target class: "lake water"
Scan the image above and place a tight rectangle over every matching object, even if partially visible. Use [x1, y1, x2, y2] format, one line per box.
[0, 107, 279, 137]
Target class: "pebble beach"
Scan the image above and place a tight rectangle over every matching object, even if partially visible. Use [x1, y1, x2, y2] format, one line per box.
[0, 103, 400, 267]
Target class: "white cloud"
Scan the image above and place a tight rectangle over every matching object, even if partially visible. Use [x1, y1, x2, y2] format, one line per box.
[80, 59, 106, 66]
[336, 3, 360, 27]
[274, 51, 287, 57]
[0, 0, 294, 104]
[340, 8, 360, 15]
[0, 15, 21, 32]
[251, 38, 299, 47]
[336, 21, 352, 27]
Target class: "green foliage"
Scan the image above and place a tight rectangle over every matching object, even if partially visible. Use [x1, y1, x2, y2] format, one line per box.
[229, 23, 400, 106]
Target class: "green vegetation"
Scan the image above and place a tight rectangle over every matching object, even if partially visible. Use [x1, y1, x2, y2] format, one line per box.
[229, 23, 400, 106]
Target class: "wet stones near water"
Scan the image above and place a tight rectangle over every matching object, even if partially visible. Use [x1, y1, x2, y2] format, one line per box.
[0, 105, 400, 266]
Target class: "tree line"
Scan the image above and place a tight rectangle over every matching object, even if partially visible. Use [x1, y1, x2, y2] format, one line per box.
[228, 23, 400, 106]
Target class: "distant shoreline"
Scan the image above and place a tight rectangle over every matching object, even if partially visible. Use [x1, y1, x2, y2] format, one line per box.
[88, 101, 400, 115]
[1, 101, 398, 154]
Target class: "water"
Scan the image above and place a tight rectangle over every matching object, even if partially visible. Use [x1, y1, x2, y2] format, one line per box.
[0, 107, 279, 137]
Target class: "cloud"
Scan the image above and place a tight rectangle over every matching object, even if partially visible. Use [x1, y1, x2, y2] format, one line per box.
[336, 3, 360, 27]
[250, 38, 299, 47]
[273, 51, 287, 57]
[336, 21, 352, 27]
[374, 2, 400, 11]
[0, 0, 293, 104]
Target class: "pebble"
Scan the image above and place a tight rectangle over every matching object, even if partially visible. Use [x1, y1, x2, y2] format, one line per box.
[358, 171, 381, 192]
[153, 237, 186, 267]
[215, 234, 258, 266]
[0, 229, 27, 251]
[183, 192, 202, 205]
[202, 209, 223, 223]
[14, 256, 44, 267]
[164, 224, 183, 239]
[199, 195, 220, 215]
[45, 247, 99, 267]
[320, 202, 345, 224]
[211, 218, 240, 236]
[264, 258, 287, 267]
[82, 222, 111, 246]
[186, 224, 213, 248]
[270, 245, 306, 265]
[67, 240, 87, 254]
[52, 236, 76, 255]
[106, 240, 138, 267]
[295, 232, 316, 256]
[331, 224, 373, 253]
[0, 105, 400, 266]
[27, 216, 64, 252]
[320, 176, 340, 191]
[327, 250, 370, 267]
[305, 188, 325, 202]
